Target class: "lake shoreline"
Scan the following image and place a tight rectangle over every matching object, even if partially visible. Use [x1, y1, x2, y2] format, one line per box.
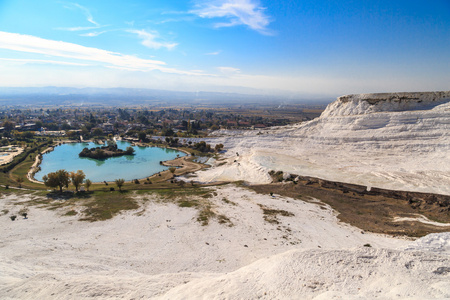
[28, 140, 207, 185]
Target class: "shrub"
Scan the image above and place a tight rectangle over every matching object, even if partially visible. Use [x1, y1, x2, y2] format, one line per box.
[114, 178, 125, 191]
[16, 176, 24, 188]
[85, 179, 92, 191]
[10, 215, 16, 221]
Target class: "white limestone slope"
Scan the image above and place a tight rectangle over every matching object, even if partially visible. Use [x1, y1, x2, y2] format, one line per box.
[196, 91, 450, 195]
[1, 187, 449, 300]
[160, 246, 450, 300]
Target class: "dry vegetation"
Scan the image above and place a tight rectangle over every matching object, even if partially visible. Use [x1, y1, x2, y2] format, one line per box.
[250, 178, 450, 237]
[3, 186, 236, 226]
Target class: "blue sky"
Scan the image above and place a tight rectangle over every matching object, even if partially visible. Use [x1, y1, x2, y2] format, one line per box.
[0, 0, 449, 97]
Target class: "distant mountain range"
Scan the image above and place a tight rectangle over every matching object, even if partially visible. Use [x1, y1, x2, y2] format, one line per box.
[0, 87, 333, 107]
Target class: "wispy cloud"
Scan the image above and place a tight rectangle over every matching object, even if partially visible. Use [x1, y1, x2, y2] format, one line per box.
[191, 0, 273, 35]
[66, 2, 99, 26]
[205, 50, 221, 55]
[57, 3, 106, 33]
[56, 25, 105, 32]
[0, 31, 198, 75]
[79, 31, 108, 37]
[128, 29, 178, 50]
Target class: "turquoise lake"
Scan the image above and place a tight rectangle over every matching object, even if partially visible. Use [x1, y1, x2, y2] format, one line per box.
[34, 141, 185, 182]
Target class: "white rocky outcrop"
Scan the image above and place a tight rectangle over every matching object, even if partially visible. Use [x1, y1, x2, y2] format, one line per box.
[196, 91, 450, 195]
[322, 91, 450, 117]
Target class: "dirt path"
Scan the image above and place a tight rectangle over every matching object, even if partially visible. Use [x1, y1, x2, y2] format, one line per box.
[161, 156, 207, 174]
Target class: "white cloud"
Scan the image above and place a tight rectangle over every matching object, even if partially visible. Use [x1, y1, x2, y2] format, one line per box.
[191, 0, 272, 34]
[0, 31, 197, 75]
[128, 29, 178, 50]
[0, 58, 90, 66]
[217, 66, 240, 75]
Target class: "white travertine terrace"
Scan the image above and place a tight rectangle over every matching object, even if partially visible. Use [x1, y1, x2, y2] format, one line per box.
[196, 91, 450, 195]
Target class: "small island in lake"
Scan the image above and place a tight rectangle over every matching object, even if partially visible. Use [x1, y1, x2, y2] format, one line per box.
[79, 143, 135, 159]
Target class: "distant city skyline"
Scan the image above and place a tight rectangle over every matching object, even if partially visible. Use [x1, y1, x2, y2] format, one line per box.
[0, 0, 449, 97]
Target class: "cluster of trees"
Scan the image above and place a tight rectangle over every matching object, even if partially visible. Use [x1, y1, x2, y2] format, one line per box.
[42, 169, 128, 193]
[79, 145, 135, 159]
[43, 169, 91, 192]
[193, 141, 224, 153]
[161, 139, 223, 153]
[12, 131, 34, 141]
[165, 137, 179, 147]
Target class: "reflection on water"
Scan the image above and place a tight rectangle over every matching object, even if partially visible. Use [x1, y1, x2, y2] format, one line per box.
[80, 156, 107, 167]
[35, 141, 185, 182]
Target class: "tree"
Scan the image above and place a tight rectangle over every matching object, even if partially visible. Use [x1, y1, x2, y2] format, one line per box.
[210, 124, 219, 131]
[125, 146, 135, 155]
[70, 170, 85, 192]
[85, 179, 92, 191]
[2, 120, 15, 132]
[81, 126, 90, 138]
[21, 131, 34, 140]
[162, 128, 174, 136]
[66, 130, 79, 140]
[43, 169, 70, 192]
[169, 167, 176, 177]
[16, 176, 24, 188]
[138, 131, 147, 141]
[115, 178, 125, 191]
[92, 127, 104, 136]
[215, 143, 224, 152]
[61, 123, 72, 130]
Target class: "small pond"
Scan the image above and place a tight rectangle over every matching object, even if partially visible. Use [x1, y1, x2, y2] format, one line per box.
[34, 141, 185, 182]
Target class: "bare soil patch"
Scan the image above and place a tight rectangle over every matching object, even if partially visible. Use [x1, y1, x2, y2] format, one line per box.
[250, 176, 450, 237]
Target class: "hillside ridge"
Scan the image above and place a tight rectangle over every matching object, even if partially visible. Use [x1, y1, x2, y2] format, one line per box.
[321, 91, 450, 117]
